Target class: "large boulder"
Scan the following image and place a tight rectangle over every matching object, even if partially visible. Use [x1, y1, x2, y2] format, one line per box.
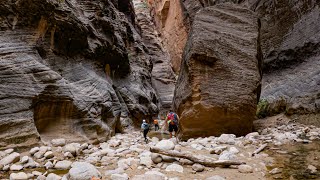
[68, 162, 102, 180]
[173, 3, 261, 140]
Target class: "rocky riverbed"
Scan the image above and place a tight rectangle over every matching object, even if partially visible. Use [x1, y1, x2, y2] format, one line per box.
[0, 115, 319, 180]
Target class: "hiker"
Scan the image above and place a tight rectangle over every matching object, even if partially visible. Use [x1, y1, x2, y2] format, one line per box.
[141, 119, 149, 143]
[153, 118, 159, 131]
[166, 110, 179, 138]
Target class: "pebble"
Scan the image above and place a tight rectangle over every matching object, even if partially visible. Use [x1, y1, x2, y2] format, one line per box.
[10, 164, 24, 171]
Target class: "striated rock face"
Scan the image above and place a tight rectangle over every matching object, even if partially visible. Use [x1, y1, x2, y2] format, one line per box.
[174, 4, 262, 140]
[0, 0, 158, 148]
[147, 0, 188, 72]
[133, 0, 176, 111]
[247, 0, 320, 115]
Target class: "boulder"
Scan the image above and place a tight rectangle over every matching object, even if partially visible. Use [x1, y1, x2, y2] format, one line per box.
[10, 164, 24, 171]
[9, 172, 28, 180]
[0, 152, 20, 166]
[192, 163, 204, 172]
[155, 140, 175, 151]
[44, 151, 54, 159]
[173, 3, 261, 140]
[54, 160, 73, 170]
[30, 147, 40, 155]
[51, 139, 66, 147]
[45, 161, 54, 170]
[110, 173, 129, 180]
[20, 156, 29, 164]
[238, 165, 253, 173]
[205, 175, 226, 180]
[151, 153, 163, 164]
[140, 156, 153, 168]
[105, 168, 125, 176]
[69, 162, 102, 180]
[5, 149, 14, 154]
[64, 143, 81, 156]
[165, 164, 184, 173]
[46, 173, 62, 180]
[132, 171, 166, 180]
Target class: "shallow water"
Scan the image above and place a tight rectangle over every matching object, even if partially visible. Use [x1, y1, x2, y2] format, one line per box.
[266, 141, 320, 180]
[148, 131, 171, 140]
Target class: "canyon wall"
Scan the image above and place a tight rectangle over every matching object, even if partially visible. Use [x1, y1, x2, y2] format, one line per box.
[148, 0, 320, 139]
[249, 0, 320, 116]
[0, 0, 158, 149]
[134, 0, 176, 111]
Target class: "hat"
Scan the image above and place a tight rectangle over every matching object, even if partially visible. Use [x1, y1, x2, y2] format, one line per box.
[143, 119, 146, 122]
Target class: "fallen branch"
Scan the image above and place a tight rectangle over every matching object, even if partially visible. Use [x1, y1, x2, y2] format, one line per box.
[252, 143, 268, 156]
[150, 147, 245, 167]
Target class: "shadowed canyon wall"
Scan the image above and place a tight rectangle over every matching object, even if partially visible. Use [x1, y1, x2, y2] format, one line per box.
[0, 0, 159, 149]
[148, 0, 320, 138]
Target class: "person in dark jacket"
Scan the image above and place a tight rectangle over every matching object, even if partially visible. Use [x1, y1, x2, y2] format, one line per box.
[141, 120, 149, 143]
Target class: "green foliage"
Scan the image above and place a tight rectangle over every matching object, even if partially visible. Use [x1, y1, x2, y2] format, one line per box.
[256, 99, 269, 119]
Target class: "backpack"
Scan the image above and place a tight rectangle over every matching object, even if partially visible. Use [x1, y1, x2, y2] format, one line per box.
[141, 123, 149, 130]
[168, 112, 178, 125]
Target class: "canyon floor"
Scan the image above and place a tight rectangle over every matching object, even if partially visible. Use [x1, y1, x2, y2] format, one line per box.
[0, 114, 319, 180]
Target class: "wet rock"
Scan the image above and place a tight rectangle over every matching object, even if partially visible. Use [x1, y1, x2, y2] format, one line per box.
[151, 153, 163, 164]
[0, 152, 20, 166]
[165, 164, 184, 173]
[110, 173, 129, 180]
[155, 140, 175, 150]
[51, 139, 66, 147]
[10, 172, 28, 180]
[46, 173, 61, 180]
[269, 168, 282, 175]
[161, 155, 177, 163]
[205, 175, 226, 180]
[69, 162, 102, 180]
[54, 160, 72, 170]
[10, 164, 24, 171]
[238, 165, 253, 173]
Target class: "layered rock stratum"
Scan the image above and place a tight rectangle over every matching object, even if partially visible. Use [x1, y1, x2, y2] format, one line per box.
[0, 0, 159, 148]
[174, 3, 262, 139]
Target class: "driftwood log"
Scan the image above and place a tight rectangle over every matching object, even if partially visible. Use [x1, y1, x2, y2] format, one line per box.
[150, 147, 245, 167]
[252, 143, 268, 156]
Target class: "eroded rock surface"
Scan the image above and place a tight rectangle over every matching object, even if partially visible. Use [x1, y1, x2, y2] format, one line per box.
[174, 4, 261, 140]
[0, 0, 158, 149]
[134, 0, 176, 111]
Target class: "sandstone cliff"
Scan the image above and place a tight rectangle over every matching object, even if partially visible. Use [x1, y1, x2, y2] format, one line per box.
[134, 0, 176, 111]
[174, 3, 261, 140]
[0, 0, 159, 149]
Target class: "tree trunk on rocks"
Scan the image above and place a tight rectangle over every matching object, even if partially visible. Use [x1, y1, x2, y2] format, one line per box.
[150, 147, 245, 167]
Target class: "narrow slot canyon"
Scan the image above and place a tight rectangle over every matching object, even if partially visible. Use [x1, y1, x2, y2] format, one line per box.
[0, 0, 319, 179]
